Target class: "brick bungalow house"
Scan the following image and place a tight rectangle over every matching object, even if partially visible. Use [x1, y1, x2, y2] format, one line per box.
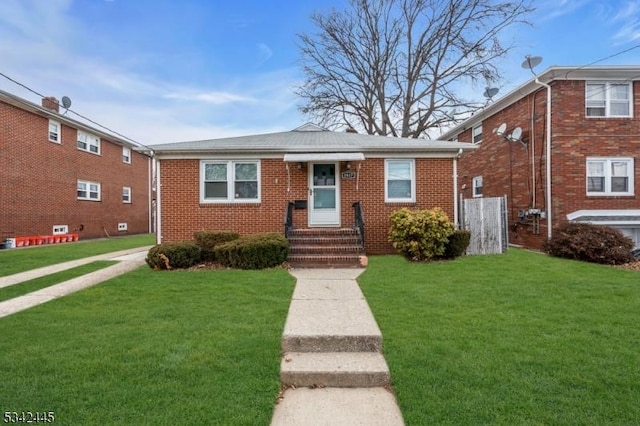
[0, 89, 152, 245]
[440, 66, 640, 250]
[148, 124, 476, 263]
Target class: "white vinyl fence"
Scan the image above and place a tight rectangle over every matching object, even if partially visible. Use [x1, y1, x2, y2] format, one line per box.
[461, 196, 508, 255]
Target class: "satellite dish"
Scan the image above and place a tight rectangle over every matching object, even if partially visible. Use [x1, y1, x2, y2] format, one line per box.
[510, 127, 523, 141]
[61, 96, 72, 109]
[496, 123, 507, 136]
[521, 55, 542, 70]
[483, 87, 499, 99]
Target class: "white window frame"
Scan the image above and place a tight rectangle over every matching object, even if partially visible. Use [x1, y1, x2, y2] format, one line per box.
[123, 186, 132, 203]
[49, 120, 61, 143]
[77, 180, 101, 201]
[77, 130, 101, 154]
[123, 147, 131, 164]
[384, 159, 416, 203]
[472, 123, 483, 144]
[200, 160, 261, 203]
[472, 176, 483, 198]
[586, 157, 634, 196]
[586, 81, 633, 118]
[52, 225, 68, 235]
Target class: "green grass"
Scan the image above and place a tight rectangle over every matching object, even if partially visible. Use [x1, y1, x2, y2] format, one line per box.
[0, 234, 155, 277]
[0, 266, 295, 425]
[0, 261, 116, 302]
[359, 249, 640, 425]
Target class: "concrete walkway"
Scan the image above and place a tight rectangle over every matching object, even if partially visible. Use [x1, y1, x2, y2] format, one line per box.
[0, 247, 151, 319]
[271, 268, 404, 425]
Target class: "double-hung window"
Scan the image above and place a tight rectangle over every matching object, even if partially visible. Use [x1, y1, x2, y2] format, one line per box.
[123, 147, 131, 164]
[77, 130, 101, 154]
[123, 187, 132, 203]
[49, 120, 61, 143]
[472, 124, 483, 144]
[77, 180, 101, 201]
[586, 82, 632, 117]
[586, 158, 634, 196]
[201, 160, 260, 203]
[385, 159, 415, 202]
[472, 176, 483, 197]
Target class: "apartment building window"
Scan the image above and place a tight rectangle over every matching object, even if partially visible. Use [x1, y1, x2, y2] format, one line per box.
[77, 180, 101, 201]
[49, 120, 61, 143]
[472, 124, 483, 144]
[586, 82, 632, 117]
[385, 159, 415, 202]
[123, 187, 132, 203]
[586, 158, 634, 196]
[123, 147, 131, 164]
[472, 176, 483, 197]
[77, 130, 101, 154]
[201, 160, 260, 203]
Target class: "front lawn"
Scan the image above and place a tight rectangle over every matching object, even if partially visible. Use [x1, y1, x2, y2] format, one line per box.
[0, 266, 295, 425]
[0, 234, 155, 277]
[359, 249, 640, 425]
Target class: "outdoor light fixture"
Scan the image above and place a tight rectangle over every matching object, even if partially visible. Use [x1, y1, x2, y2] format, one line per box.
[297, 162, 302, 170]
[346, 161, 351, 170]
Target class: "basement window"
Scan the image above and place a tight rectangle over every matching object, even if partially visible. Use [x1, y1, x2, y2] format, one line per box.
[52, 225, 68, 235]
[118, 223, 128, 231]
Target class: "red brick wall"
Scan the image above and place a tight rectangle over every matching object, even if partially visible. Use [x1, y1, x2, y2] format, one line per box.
[0, 100, 150, 240]
[457, 80, 640, 249]
[158, 157, 455, 254]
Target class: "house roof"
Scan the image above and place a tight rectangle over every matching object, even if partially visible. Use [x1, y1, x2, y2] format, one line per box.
[0, 88, 145, 152]
[440, 66, 640, 141]
[148, 123, 477, 158]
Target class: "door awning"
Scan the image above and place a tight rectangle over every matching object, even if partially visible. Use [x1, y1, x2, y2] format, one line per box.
[283, 152, 365, 162]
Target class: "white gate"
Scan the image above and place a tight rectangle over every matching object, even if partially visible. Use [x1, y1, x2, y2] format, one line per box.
[461, 196, 508, 255]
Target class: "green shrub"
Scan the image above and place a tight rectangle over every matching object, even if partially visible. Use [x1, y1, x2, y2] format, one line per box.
[389, 207, 455, 261]
[214, 233, 289, 269]
[545, 222, 634, 265]
[193, 231, 240, 261]
[145, 242, 201, 270]
[442, 230, 471, 259]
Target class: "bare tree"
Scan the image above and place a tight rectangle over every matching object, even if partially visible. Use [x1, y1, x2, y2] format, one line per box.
[297, 0, 533, 138]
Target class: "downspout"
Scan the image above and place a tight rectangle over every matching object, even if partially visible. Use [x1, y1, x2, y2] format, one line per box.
[535, 77, 553, 240]
[155, 159, 162, 244]
[453, 149, 462, 228]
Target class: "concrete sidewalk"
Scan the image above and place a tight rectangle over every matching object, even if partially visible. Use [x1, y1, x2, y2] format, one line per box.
[271, 268, 404, 425]
[0, 246, 151, 319]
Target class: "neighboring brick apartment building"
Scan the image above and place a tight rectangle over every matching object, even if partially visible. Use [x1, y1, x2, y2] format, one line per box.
[441, 66, 640, 250]
[0, 89, 152, 243]
[148, 124, 476, 254]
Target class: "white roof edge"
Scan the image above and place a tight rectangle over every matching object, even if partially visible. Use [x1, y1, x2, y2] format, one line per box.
[283, 152, 365, 162]
[567, 209, 640, 220]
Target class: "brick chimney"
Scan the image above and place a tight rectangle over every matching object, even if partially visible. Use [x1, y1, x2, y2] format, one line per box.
[345, 126, 358, 133]
[42, 96, 60, 113]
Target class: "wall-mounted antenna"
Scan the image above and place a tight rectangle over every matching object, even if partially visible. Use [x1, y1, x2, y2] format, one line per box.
[61, 96, 72, 115]
[521, 55, 543, 75]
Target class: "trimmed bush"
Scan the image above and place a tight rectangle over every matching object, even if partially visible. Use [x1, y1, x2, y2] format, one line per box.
[442, 230, 471, 259]
[389, 207, 455, 261]
[214, 233, 289, 269]
[146, 242, 201, 270]
[545, 222, 634, 265]
[193, 231, 240, 261]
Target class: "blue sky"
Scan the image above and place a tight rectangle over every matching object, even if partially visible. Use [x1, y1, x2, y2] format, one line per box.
[1, 0, 639, 145]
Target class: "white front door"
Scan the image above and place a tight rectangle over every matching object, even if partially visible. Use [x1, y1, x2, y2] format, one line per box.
[309, 162, 340, 226]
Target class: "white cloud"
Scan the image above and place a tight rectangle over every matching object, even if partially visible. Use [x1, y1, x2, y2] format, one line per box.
[257, 43, 274, 64]
[609, 1, 640, 43]
[164, 91, 256, 104]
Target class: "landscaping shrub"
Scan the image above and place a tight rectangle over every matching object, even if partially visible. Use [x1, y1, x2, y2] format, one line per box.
[193, 231, 239, 261]
[545, 222, 634, 265]
[146, 242, 201, 270]
[214, 233, 289, 269]
[442, 230, 471, 259]
[389, 207, 455, 261]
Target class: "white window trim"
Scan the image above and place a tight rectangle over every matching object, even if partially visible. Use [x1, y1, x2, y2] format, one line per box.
[118, 223, 128, 231]
[384, 159, 416, 203]
[52, 225, 68, 235]
[472, 123, 483, 144]
[123, 186, 132, 203]
[123, 147, 131, 164]
[586, 157, 634, 196]
[77, 130, 101, 155]
[585, 81, 633, 118]
[200, 160, 261, 203]
[77, 180, 101, 201]
[472, 176, 483, 198]
[49, 119, 61, 144]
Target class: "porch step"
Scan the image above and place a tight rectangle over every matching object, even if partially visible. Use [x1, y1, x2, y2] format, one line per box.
[287, 228, 364, 268]
[280, 352, 390, 388]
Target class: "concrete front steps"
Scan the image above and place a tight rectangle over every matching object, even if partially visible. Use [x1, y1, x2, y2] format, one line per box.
[286, 228, 365, 268]
[271, 268, 403, 425]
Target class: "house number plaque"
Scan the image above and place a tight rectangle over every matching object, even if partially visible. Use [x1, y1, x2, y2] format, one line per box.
[341, 171, 356, 179]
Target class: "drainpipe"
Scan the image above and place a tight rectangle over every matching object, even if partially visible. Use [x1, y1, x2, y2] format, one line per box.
[453, 148, 462, 228]
[535, 77, 553, 241]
